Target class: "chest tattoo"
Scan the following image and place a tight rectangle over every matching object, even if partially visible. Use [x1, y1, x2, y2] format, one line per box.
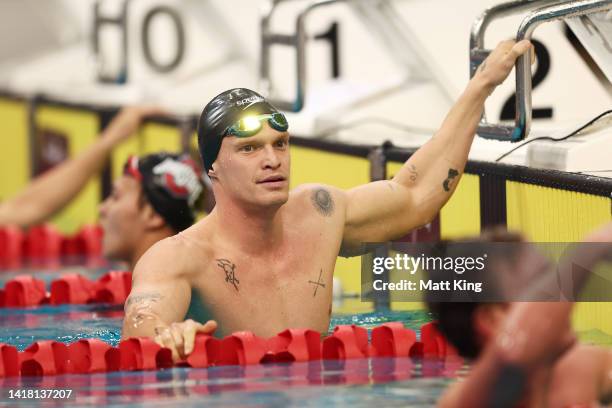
[216, 258, 240, 291]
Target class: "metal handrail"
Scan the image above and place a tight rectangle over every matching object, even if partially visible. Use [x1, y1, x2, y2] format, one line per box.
[471, 0, 612, 142]
[470, 0, 558, 78]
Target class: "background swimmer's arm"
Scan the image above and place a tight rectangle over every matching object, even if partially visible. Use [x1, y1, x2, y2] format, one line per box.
[0, 106, 164, 228]
[340, 41, 533, 254]
[121, 240, 192, 339]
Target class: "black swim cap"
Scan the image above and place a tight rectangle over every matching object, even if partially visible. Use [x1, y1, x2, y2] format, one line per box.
[124, 153, 204, 232]
[197, 88, 281, 172]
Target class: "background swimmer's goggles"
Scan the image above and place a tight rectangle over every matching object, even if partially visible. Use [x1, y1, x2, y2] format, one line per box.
[226, 113, 289, 138]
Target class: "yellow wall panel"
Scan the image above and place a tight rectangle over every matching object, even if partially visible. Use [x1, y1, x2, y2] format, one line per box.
[140, 123, 182, 155]
[290, 146, 369, 190]
[506, 182, 610, 241]
[506, 181, 612, 337]
[574, 302, 612, 343]
[0, 98, 29, 200]
[35, 106, 100, 234]
[440, 174, 481, 239]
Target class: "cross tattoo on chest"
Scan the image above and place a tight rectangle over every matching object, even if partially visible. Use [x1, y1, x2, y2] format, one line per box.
[308, 269, 326, 297]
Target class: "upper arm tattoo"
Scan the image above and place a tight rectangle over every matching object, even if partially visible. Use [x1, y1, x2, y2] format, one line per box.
[409, 164, 418, 182]
[443, 168, 459, 192]
[311, 188, 335, 217]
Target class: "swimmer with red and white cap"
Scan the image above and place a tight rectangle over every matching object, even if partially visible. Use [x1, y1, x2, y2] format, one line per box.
[100, 152, 206, 271]
[122, 40, 534, 362]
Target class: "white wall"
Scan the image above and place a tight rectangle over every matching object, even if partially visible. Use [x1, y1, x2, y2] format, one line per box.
[2, 0, 611, 142]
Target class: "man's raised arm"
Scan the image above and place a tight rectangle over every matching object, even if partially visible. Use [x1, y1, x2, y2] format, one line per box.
[340, 40, 533, 253]
[121, 240, 216, 361]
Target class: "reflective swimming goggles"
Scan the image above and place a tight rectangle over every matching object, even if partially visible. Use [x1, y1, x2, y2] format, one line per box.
[226, 112, 289, 138]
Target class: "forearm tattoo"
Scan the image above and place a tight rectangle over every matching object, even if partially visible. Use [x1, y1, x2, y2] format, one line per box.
[125, 292, 164, 329]
[443, 168, 459, 192]
[126, 293, 163, 308]
[217, 258, 240, 291]
[308, 269, 326, 297]
[311, 188, 334, 217]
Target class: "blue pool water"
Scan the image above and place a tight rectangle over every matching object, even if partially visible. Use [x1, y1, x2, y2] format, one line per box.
[0, 268, 461, 407]
[0, 304, 431, 351]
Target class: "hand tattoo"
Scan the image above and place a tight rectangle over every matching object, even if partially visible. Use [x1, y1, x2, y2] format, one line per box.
[443, 168, 459, 192]
[217, 258, 240, 291]
[311, 188, 334, 217]
[308, 269, 326, 297]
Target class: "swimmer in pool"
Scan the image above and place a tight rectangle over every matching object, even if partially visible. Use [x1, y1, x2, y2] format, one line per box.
[0, 106, 208, 271]
[99, 152, 206, 271]
[122, 40, 534, 362]
[427, 224, 612, 407]
[0, 106, 164, 228]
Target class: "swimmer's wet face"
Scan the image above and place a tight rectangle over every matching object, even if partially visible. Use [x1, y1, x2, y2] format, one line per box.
[211, 121, 290, 208]
[198, 88, 291, 208]
[99, 176, 148, 261]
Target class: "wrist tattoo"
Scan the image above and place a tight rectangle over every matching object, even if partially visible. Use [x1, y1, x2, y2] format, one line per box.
[217, 258, 240, 291]
[311, 188, 334, 217]
[443, 168, 459, 192]
[308, 269, 326, 297]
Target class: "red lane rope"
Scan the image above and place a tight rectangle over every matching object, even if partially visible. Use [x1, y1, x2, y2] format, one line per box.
[0, 224, 104, 269]
[0, 322, 460, 378]
[0, 271, 131, 307]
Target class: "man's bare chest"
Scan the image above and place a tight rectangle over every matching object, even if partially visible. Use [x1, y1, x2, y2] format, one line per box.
[200, 240, 338, 298]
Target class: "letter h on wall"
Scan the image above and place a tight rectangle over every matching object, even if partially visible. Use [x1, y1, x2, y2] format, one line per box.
[93, 0, 130, 84]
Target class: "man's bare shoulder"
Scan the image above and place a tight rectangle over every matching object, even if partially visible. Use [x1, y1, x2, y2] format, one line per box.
[134, 228, 212, 281]
[289, 183, 346, 219]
